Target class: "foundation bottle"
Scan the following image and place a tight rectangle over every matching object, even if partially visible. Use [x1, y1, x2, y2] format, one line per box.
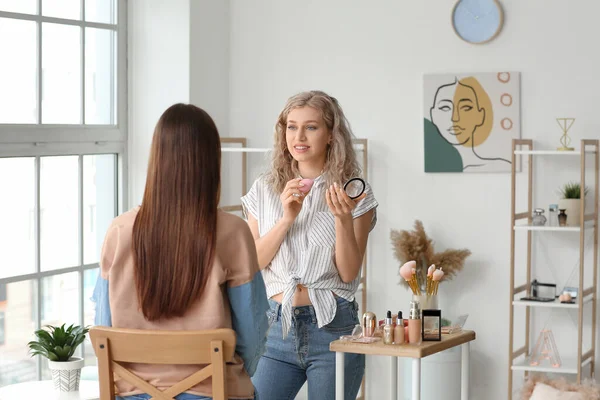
[394, 311, 405, 344]
[383, 311, 394, 344]
[408, 300, 421, 344]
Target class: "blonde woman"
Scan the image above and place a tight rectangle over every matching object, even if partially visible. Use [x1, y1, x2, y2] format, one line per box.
[241, 91, 378, 400]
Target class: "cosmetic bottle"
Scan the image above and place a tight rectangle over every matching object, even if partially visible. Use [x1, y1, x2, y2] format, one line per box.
[362, 312, 377, 337]
[383, 311, 394, 344]
[408, 301, 422, 344]
[394, 311, 405, 344]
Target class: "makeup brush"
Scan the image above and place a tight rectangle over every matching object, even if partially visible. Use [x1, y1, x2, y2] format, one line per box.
[400, 261, 418, 294]
[411, 267, 421, 295]
[426, 264, 435, 295]
[433, 268, 444, 295]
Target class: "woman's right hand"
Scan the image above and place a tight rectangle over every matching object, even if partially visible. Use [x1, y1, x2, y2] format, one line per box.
[280, 178, 305, 223]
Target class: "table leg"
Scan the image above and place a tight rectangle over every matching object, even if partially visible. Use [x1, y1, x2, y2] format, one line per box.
[390, 356, 397, 400]
[411, 358, 421, 400]
[461, 342, 470, 400]
[336, 352, 344, 400]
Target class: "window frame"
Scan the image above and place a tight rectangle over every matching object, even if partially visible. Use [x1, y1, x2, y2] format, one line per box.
[0, 0, 127, 145]
[0, 0, 127, 383]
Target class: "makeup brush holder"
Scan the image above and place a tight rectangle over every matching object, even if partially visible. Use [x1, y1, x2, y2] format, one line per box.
[412, 294, 438, 311]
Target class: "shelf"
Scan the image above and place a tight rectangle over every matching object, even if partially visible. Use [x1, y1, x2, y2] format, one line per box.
[514, 150, 595, 155]
[513, 295, 593, 309]
[513, 224, 584, 232]
[509, 139, 599, 390]
[512, 356, 592, 374]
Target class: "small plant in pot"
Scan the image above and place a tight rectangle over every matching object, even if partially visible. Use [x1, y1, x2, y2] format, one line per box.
[558, 182, 589, 226]
[28, 324, 89, 392]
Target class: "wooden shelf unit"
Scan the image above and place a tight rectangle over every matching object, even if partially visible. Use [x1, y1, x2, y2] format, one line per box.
[507, 139, 599, 398]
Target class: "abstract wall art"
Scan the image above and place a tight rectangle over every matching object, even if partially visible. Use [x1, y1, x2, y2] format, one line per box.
[424, 71, 520, 173]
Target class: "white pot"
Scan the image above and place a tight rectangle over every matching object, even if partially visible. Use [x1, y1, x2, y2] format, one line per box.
[558, 198, 581, 226]
[48, 357, 84, 392]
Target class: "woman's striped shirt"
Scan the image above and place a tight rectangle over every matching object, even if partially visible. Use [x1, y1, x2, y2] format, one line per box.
[241, 174, 378, 338]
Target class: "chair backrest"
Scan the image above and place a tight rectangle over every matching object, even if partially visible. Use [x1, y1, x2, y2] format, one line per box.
[90, 327, 236, 400]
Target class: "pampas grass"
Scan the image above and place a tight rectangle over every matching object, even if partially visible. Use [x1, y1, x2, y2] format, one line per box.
[391, 220, 471, 291]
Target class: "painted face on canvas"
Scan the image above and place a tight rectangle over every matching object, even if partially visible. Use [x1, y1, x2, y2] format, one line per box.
[286, 106, 331, 166]
[430, 82, 485, 146]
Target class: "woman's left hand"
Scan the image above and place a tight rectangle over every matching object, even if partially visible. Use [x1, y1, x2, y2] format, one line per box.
[326, 182, 366, 220]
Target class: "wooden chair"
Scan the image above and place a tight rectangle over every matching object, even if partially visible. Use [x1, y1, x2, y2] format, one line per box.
[90, 327, 236, 400]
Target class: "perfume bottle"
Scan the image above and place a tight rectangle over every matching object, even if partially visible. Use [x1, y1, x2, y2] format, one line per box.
[548, 204, 559, 226]
[558, 209, 568, 226]
[532, 208, 547, 226]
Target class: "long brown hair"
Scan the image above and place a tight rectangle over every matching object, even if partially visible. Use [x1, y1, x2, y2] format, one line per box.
[132, 103, 221, 321]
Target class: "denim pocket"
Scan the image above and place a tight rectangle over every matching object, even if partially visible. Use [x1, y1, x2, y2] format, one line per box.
[321, 299, 358, 334]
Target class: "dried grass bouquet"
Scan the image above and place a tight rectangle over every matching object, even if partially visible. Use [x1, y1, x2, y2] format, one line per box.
[391, 220, 471, 292]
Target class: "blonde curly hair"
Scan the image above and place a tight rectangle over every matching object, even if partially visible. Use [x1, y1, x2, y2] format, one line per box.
[265, 90, 361, 193]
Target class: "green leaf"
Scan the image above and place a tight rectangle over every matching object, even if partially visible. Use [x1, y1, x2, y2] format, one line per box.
[54, 328, 67, 346]
[35, 329, 54, 344]
[67, 347, 76, 359]
[54, 345, 72, 360]
[69, 334, 85, 348]
[30, 351, 50, 359]
[28, 343, 51, 353]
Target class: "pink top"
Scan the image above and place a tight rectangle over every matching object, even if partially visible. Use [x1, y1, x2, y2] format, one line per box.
[100, 207, 259, 399]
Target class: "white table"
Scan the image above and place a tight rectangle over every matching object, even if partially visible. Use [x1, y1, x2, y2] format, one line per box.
[0, 380, 99, 400]
[330, 330, 476, 400]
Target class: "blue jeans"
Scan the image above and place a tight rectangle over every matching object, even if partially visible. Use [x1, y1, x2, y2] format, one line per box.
[251, 297, 364, 400]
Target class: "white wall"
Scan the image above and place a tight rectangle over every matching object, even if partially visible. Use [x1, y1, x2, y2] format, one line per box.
[128, 0, 190, 205]
[190, 0, 230, 135]
[128, 1, 600, 398]
[226, 1, 600, 399]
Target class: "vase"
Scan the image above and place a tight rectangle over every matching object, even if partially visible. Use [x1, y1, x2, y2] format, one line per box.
[48, 357, 84, 392]
[558, 199, 581, 226]
[558, 209, 568, 227]
[412, 294, 439, 310]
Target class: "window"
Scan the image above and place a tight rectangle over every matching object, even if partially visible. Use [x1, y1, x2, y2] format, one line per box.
[0, 0, 126, 387]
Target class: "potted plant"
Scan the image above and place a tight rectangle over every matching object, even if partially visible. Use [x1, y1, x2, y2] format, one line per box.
[28, 324, 89, 392]
[558, 182, 589, 226]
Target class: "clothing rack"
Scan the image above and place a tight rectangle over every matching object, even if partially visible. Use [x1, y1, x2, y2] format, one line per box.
[220, 137, 369, 400]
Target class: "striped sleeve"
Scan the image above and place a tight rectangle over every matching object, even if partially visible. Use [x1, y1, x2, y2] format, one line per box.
[241, 179, 260, 220]
[352, 182, 378, 231]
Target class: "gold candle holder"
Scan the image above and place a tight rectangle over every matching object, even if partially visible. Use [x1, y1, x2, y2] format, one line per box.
[556, 117, 575, 151]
